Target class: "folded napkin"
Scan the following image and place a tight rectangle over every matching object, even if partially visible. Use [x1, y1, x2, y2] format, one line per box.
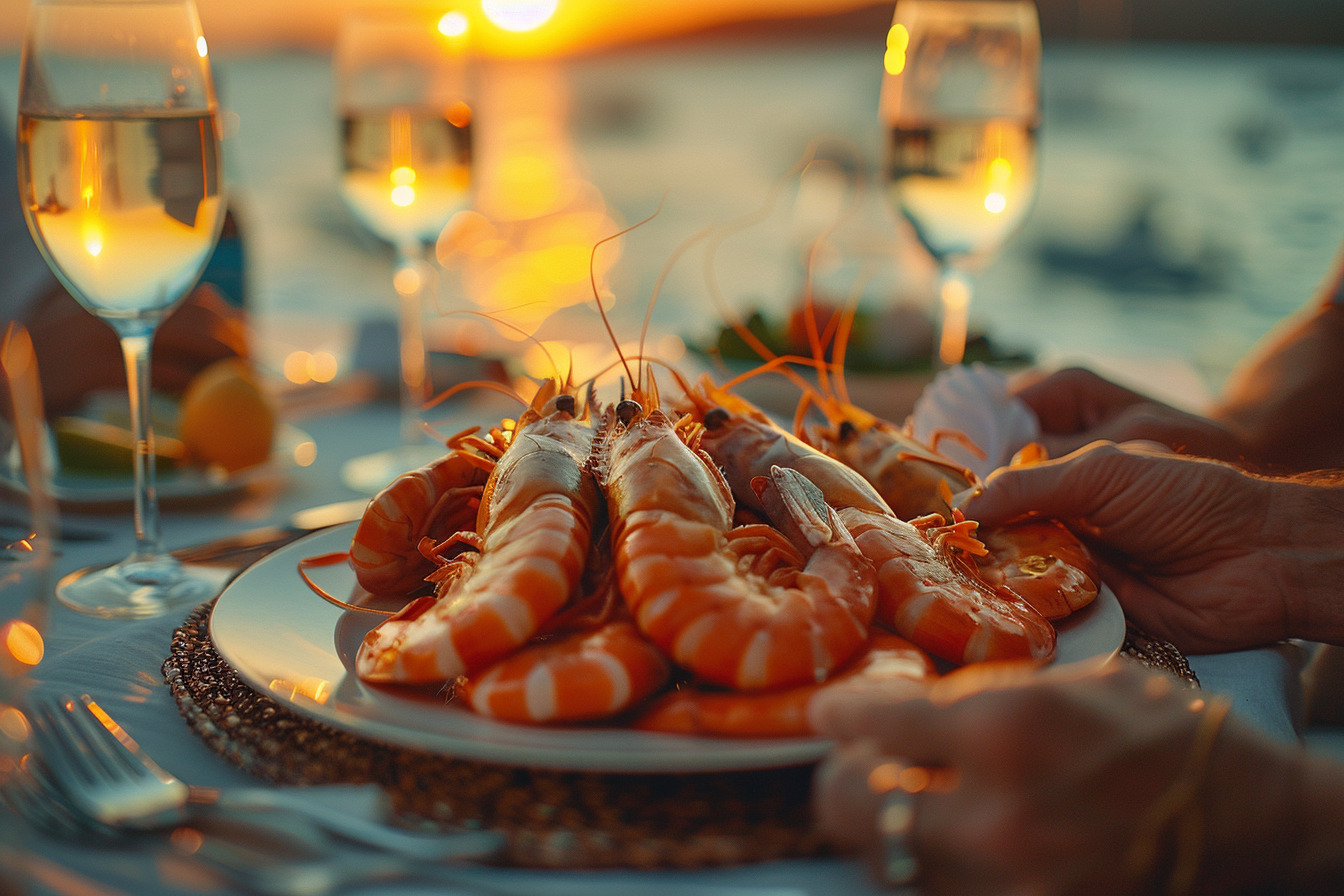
[909, 363, 1040, 481]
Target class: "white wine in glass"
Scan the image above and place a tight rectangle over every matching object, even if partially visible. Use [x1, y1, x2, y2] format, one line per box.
[17, 0, 227, 616]
[335, 11, 473, 491]
[880, 0, 1041, 366]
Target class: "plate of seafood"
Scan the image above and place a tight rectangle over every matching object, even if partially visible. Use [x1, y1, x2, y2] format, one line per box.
[211, 374, 1125, 773]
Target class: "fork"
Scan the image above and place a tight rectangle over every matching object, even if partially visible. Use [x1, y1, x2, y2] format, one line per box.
[29, 694, 503, 862]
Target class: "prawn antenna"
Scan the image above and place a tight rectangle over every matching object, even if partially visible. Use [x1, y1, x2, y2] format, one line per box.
[442, 307, 562, 388]
[423, 379, 528, 411]
[591, 191, 668, 388]
[638, 223, 715, 392]
[832, 261, 875, 409]
[797, 141, 865, 407]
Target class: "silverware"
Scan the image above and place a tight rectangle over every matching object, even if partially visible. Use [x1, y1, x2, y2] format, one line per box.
[29, 694, 503, 861]
[185, 836, 527, 896]
[169, 498, 368, 567]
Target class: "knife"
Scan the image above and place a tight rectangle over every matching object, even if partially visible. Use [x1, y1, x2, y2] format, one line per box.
[170, 498, 367, 567]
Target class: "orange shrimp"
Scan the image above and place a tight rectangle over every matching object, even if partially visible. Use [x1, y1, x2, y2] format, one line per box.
[634, 632, 935, 737]
[819, 413, 1100, 620]
[348, 433, 497, 595]
[760, 354, 1100, 621]
[596, 372, 877, 691]
[355, 380, 602, 684]
[457, 619, 670, 723]
[679, 377, 1057, 665]
[973, 519, 1099, 621]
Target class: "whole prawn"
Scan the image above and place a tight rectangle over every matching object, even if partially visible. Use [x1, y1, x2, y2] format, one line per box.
[679, 376, 1057, 665]
[595, 371, 877, 691]
[634, 631, 935, 737]
[348, 428, 499, 595]
[356, 379, 603, 684]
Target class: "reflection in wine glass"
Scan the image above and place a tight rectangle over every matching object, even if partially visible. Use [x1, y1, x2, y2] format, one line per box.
[0, 324, 55, 892]
[335, 10, 474, 492]
[879, 0, 1041, 366]
[17, 0, 226, 616]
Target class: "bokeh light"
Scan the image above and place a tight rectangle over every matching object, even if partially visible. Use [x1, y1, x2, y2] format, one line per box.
[482, 0, 559, 32]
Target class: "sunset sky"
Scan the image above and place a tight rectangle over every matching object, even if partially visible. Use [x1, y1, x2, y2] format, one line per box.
[0, 1, 878, 55]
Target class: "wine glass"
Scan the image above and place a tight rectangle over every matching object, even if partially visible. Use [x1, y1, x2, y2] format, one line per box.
[334, 9, 474, 492]
[0, 324, 56, 890]
[16, 0, 227, 616]
[879, 0, 1041, 366]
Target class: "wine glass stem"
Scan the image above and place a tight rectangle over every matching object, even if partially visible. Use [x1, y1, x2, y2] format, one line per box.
[116, 325, 162, 561]
[936, 267, 972, 368]
[395, 245, 432, 446]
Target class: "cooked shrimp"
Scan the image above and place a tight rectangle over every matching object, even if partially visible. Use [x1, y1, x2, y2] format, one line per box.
[634, 632, 936, 737]
[826, 417, 1099, 619]
[348, 435, 496, 595]
[597, 375, 877, 691]
[680, 378, 1056, 664]
[458, 619, 670, 723]
[974, 519, 1098, 621]
[355, 381, 602, 684]
[802, 409, 977, 522]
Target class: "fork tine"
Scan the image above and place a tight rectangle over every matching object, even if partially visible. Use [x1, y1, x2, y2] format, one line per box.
[32, 695, 141, 794]
[2, 757, 91, 838]
[29, 698, 109, 790]
[64, 695, 152, 780]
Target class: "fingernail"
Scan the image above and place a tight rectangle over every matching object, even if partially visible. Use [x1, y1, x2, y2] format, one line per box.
[950, 485, 982, 510]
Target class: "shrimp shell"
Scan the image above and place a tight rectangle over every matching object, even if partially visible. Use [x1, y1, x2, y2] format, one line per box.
[458, 619, 670, 723]
[634, 632, 935, 737]
[599, 381, 877, 691]
[356, 385, 601, 684]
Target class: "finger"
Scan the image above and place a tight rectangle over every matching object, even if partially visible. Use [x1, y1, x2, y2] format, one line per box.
[809, 683, 960, 765]
[812, 738, 890, 852]
[960, 443, 1118, 526]
[1014, 368, 1145, 433]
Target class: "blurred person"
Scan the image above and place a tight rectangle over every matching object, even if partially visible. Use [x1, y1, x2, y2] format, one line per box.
[1015, 237, 1344, 474]
[1, 114, 249, 419]
[812, 441, 1344, 894]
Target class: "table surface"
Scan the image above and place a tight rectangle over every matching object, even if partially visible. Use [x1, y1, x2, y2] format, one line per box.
[10, 392, 1306, 896]
[5, 36, 1338, 895]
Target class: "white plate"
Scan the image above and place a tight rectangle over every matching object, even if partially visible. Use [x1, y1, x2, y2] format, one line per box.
[210, 522, 1126, 773]
[1, 424, 311, 512]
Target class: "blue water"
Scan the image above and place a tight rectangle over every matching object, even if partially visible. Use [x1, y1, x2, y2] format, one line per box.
[5, 42, 1342, 394]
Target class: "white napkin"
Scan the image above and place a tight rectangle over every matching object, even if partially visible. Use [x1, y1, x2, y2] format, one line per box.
[909, 363, 1039, 481]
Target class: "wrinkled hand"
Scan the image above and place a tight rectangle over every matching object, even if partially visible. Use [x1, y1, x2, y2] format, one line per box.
[24, 285, 248, 417]
[810, 662, 1300, 896]
[1014, 368, 1254, 467]
[960, 441, 1328, 653]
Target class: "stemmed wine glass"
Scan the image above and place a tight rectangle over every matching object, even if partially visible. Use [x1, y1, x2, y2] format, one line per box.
[879, 0, 1041, 366]
[17, 0, 227, 616]
[0, 323, 55, 889]
[334, 9, 474, 492]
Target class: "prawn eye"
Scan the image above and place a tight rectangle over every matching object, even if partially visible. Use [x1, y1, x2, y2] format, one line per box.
[838, 420, 857, 443]
[616, 399, 642, 426]
[703, 407, 730, 430]
[554, 394, 576, 415]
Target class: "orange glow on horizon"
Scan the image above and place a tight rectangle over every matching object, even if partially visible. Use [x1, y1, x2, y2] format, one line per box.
[482, 0, 559, 33]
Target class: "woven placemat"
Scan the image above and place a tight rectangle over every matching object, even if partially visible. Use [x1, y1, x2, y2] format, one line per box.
[163, 602, 1196, 870]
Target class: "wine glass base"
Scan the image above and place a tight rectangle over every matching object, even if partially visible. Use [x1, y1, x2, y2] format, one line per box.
[340, 443, 447, 495]
[56, 555, 231, 619]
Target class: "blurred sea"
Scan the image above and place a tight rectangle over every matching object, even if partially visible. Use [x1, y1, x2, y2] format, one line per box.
[4, 42, 1342, 401]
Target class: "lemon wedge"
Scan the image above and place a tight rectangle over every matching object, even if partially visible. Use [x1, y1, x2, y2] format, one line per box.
[178, 359, 277, 473]
[54, 416, 186, 476]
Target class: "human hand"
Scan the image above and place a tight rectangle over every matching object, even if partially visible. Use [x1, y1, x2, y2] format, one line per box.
[959, 441, 1344, 653]
[23, 284, 248, 417]
[810, 661, 1302, 896]
[1014, 367, 1254, 466]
